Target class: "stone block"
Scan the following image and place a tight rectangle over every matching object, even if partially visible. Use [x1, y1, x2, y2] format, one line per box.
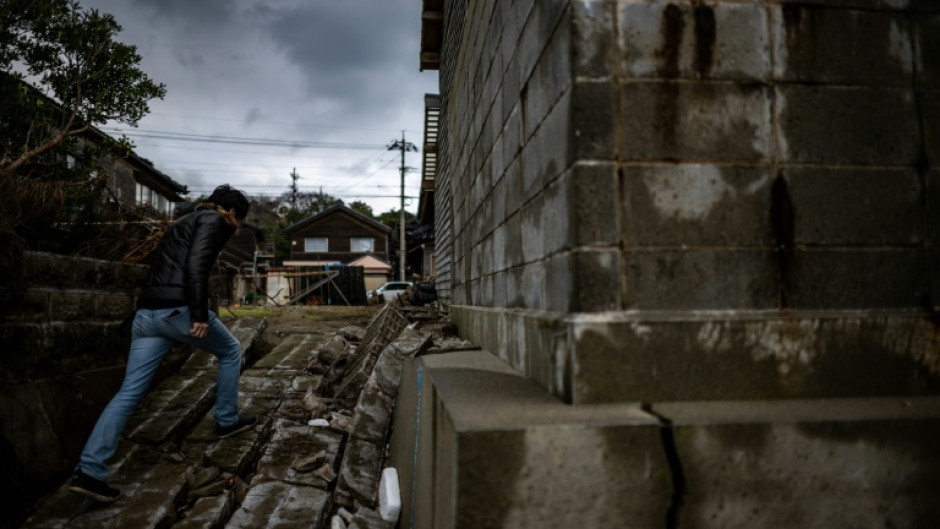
[618, 1, 770, 81]
[93, 292, 135, 320]
[775, 85, 920, 165]
[924, 94, 940, 167]
[571, 0, 614, 78]
[654, 398, 940, 529]
[620, 81, 772, 162]
[389, 350, 671, 529]
[519, 90, 572, 204]
[523, 7, 572, 136]
[334, 437, 384, 508]
[571, 80, 615, 160]
[567, 162, 620, 247]
[48, 290, 95, 321]
[772, 5, 913, 86]
[254, 419, 343, 490]
[226, 481, 330, 529]
[784, 167, 922, 245]
[784, 249, 924, 309]
[173, 493, 234, 529]
[622, 249, 778, 310]
[567, 311, 940, 403]
[622, 163, 774, 247]
[916, 14, 940, 87]
[128, 370, 216, 445]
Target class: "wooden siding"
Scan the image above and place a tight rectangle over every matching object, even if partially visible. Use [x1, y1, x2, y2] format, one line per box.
[290, 209, 390, 262]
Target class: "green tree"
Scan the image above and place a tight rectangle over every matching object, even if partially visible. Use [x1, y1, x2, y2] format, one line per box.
[377, 208, 415, 228]
[278, 190, 341, 225]
[348, 200, 374, 218]
[0, 0, 165, 176]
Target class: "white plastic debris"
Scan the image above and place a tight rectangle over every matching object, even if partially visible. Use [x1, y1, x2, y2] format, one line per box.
[307, 418, 330, 427]
[330, 514, 347, 529]
[378, 467, 402, 522]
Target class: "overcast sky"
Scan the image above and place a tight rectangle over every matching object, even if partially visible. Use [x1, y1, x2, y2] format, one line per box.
[78, 0, 438, 215]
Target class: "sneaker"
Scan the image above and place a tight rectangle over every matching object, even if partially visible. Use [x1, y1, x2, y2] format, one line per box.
[69, 469, 121, 503]
[215, 415, 257, 438]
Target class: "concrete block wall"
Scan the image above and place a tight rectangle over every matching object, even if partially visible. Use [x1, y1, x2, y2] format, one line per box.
[441, 0, 939, 314]
[1, 252, 155, 523]
[435, 0, 940, 403]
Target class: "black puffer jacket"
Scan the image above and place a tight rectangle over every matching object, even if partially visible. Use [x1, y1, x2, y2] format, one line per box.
[138, 209, 236, 322]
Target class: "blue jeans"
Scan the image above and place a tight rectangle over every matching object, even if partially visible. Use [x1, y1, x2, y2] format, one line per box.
[77, 307, 243, 481]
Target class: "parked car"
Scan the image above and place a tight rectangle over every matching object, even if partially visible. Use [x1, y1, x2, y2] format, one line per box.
[368, 281, 414, 301]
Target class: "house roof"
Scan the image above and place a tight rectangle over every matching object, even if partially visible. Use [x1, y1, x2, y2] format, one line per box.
[284, 203, 392, 235]
[348, 254, 393, 272]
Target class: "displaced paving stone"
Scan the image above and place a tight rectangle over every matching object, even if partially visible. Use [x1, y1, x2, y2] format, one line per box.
[318, 334, 351, 365]
[253, 419, 343, 489]
[225, 481, 330, 529]
[338, 325, 366, 342]
[172, 492, 234, 529]
[334, 437, 384, 508]
[128, 370, 216, 444]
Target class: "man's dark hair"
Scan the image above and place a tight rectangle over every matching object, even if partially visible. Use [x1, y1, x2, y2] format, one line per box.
[205, 184, 250, 220]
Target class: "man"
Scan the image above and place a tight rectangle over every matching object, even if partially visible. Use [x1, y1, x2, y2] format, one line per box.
[70, 184, 257, 503]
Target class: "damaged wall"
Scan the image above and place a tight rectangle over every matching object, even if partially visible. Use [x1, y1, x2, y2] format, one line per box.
[0, 252, 187, 525]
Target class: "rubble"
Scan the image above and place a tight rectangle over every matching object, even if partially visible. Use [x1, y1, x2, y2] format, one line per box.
[20, 305, 474, 529]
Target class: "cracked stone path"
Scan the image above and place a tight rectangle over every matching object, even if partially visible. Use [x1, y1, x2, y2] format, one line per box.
[20, 316, 372, 529]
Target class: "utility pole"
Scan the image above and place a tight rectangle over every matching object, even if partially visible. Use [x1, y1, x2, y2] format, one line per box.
[387, 131, 417, 282]
[289, 167, 300, 210]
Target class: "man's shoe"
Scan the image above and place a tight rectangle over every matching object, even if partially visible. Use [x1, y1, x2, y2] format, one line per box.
[216, 415, 257, 438]
[69, 469, 120, 503]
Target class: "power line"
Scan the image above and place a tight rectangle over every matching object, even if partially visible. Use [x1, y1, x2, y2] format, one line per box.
[147, 112, 423, 135]
[102, 128, 386, 150]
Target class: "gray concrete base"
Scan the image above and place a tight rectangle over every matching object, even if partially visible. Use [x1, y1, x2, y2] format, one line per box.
[451, 305, 940, 404]
[389, 349, 940, 529]
[388, 350, 671, 529]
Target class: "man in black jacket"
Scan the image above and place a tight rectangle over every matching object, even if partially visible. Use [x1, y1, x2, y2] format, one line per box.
[70, 185, 256, 503]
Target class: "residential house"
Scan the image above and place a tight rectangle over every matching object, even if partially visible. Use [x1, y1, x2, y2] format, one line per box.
[284, 204, 392, 265]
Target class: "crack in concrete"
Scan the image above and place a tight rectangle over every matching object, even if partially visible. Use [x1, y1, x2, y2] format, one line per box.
[642, 402, 686, 529]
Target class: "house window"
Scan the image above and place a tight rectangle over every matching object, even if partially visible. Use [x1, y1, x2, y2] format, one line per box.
[136, 182, 152, 205]
[351, 237, 374, 252]
[305, 237, 328, 252]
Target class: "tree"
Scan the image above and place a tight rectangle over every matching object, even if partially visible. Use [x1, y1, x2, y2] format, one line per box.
[0, 0, 166, 176]
[277, 190, 341, 225]
[376, 208, 415, 228]
[348, 200, 374, 219]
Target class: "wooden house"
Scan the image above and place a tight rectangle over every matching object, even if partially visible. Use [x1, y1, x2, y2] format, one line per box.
[284, 204, 392, 265]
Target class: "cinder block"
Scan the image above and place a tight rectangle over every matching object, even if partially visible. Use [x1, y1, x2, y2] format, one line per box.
[654, 398, 940, 529]
[775, 85, 920, 165]
[568, 162, 620, 247]
[571, 0, 615, 78]
[924, 94, 940, 167]
[622, 249, 778, 310]
[617, 1, 770, 81]
[619, 81, 772, 162]
[912, 12, 940, 90]
[94, 292, 136, 320]
[519, 89, 572, 205]
[523, 7, 572, 134]
[784, 167, 922, 245]
[771, 5, 913, 86]
[571, 80, 615, 160]
[784, 249, 925, 309]
[621, 164, 774, 247]
[566, 311, 940, 403]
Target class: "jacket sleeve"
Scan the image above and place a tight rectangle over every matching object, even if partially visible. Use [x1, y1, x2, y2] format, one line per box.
[185, 212, 234, 322]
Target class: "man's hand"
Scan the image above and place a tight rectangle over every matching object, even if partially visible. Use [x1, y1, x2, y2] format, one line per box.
[190, 322, 209, 339]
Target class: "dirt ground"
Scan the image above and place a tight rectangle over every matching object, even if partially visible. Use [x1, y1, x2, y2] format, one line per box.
[221, 303, 381, 335]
